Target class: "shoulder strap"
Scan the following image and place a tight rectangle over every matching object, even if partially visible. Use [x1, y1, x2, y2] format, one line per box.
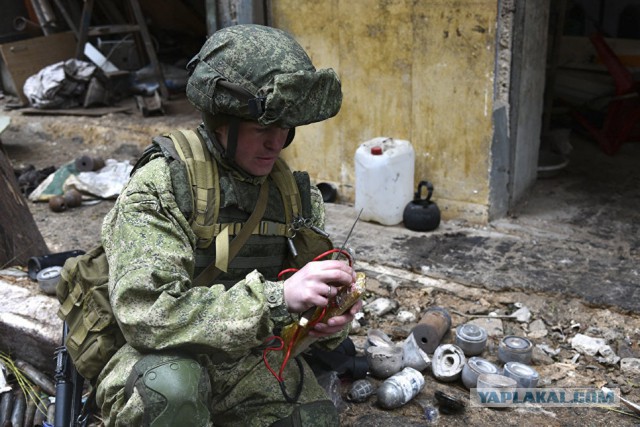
[161, 132, 303, 285]
[193, 180, 270, 286]
[165, 130, 219, 249]
[270, 158, 302, 225]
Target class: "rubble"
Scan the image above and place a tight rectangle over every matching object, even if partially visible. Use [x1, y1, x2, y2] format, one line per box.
[570, 333, 620, 365]
[468, 317, 504, 337]
[620, 358, 640, 376]
[363, 297, 398, 317]
[511, 306, 532, 323]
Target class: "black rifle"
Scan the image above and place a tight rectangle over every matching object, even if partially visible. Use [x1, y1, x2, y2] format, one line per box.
[54, 323, 86, 427]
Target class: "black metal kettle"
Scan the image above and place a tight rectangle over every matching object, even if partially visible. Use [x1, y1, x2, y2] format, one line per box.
[403, 181, 441, 231]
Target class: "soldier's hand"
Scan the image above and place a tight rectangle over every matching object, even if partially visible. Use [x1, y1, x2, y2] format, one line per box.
[309, 298, 362, 338]
[283, 260, 355, 313]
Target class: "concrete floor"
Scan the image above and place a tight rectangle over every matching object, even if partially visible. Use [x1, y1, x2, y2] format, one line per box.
[324, 132, 640, 313]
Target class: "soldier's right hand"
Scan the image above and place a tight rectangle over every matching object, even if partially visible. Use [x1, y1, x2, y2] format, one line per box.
[282, 260, 355, 313]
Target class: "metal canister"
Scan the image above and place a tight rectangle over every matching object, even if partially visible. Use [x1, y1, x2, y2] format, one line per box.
[461, 357, 500, 389]
[455, 323, 488, 356]
[503, 362, 539, 388]
[377, 367, 425, 409]
[36, 266, 62, 295]
[476, 373, 518, 405]
[498, 335, 533, 364]
[410, 306, 451, 354]
[347, 379, 376, 402]
[48, 195, 67, 212]
[75, 155, 105, 172]
[432, 344, 466, 382]
[27, 249, 85, 281]
[63, 189, 83, 207]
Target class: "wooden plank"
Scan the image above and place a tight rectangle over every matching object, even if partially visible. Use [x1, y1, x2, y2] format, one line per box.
[0, 141, 49, 267]
[0, 32, 76, 105]
[20, 105, 132, 116]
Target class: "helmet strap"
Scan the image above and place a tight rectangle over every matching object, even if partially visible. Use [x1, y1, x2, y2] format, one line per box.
[226, 116, 240, 163]
[284, 128, 296, 148]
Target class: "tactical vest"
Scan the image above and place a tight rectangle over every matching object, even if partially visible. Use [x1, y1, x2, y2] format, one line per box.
[142, 127, 331, 287]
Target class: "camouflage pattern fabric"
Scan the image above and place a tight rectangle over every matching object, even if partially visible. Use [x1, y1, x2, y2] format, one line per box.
[96, 156, 343, 426]
[186, 24, 342, 129]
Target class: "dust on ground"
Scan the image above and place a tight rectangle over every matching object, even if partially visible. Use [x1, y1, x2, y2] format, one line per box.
[1, 97, 639, 426]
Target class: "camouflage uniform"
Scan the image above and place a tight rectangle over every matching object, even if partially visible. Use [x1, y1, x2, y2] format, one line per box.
[96, 143, 343, 426]
[96, 23, 344, 427]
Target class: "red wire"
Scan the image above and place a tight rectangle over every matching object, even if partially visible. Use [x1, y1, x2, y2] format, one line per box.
[313, 248, 354, 266]
[262, 336, 285, 381]
[277, 305, 329, 380]
[265, 247, 354, 383]
[277, 268, 299, 281]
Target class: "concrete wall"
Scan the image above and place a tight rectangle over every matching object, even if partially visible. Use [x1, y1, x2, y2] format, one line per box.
[271, 0, 499, 223]
[507, 1, 550, 210]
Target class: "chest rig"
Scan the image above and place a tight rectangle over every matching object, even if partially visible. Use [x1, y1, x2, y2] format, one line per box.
[138, 128, 329, 288]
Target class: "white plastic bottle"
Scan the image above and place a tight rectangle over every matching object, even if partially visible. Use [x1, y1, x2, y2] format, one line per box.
[376, 366, 425, 409]
[354, 137, 415, 226]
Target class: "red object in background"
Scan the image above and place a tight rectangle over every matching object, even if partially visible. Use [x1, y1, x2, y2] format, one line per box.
[24, 0, 39, 23]
[572, 32, 640, 155]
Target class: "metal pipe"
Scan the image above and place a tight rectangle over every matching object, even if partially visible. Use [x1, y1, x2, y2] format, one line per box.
[10, 390, 26, 427]
[24, 396, 37, 427]
[51, 0, 79, 36]
[15, 360, 56, 396]
[0, 390, 14, 426]
[13, 16, 44, 36]
[30, 0, 58, 35]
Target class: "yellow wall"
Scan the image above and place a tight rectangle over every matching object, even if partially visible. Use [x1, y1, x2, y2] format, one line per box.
[272, 0, 498, 223]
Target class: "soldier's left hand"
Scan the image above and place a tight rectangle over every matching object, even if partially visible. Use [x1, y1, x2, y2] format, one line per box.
[309, 298, 362, 338]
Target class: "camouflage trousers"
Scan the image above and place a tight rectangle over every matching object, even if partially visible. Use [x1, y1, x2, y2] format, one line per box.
[96, 344, 339, 427]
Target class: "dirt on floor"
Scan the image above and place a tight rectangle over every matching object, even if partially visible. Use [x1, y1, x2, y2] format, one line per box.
[1, 96, 640, 426]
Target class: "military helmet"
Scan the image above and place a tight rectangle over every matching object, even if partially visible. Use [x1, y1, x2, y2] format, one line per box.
[186, 24, 342, 129]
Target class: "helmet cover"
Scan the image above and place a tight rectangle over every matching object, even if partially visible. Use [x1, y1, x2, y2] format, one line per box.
[186, 24, 342, 129]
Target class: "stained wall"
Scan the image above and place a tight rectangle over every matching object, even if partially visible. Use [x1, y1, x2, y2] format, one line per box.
[272, 0, 499, 223]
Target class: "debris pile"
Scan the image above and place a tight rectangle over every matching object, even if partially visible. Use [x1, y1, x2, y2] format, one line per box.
[336, 272, 640, 424]
[0, 354, 56, 427]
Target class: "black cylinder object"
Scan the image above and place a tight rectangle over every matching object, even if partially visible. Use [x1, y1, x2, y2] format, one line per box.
[27, 249, 85, 281]
[316, 182, 338, 203]
[10, 389, 26, 427]
[410, 306, 452, 354]
[75, 155, 105, 172]
[403, 181, 441, 231]
[0, 390, 14, 426]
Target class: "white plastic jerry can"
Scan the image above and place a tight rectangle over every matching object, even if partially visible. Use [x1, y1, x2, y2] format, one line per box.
[354, 137, 415, 226]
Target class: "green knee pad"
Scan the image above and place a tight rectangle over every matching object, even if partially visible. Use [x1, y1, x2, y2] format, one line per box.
[271, 400, 339, 427]
[125, 354, 211, 427]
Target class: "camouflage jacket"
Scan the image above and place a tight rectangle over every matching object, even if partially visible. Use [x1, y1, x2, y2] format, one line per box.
[101, 143, 343, 362]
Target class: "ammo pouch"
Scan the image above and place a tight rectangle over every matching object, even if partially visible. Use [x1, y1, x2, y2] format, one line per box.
[283, 227, 334, 271]
[56, 245, 125, 380]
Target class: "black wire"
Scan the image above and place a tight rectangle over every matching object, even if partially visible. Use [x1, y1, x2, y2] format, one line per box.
[278, 357, 304, 403]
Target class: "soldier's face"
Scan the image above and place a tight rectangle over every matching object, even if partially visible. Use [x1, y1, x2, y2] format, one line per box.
[217, 121, 289, 176]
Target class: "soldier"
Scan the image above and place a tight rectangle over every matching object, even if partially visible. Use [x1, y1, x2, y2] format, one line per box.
[95, 24, 360, 426]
